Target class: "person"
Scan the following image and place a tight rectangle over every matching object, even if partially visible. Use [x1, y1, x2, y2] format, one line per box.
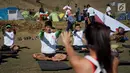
[66, 14, 75, 31]
[51, 27, 65, 51]
[39, 7, 48, 20]
[87, 4, 95, 24]
[72, 24, 87, 50]
[83, 5, 89, 28]
[83, 5, 88, 18]
[61, 22, 119, 73]
[63, 4, 72, 19]
[32, 21, 66, 61]
[76, 7, 81, 22]
[1, 24, 19, 53]
[106, 4, 112, 17]
[111, 27, 128, 42]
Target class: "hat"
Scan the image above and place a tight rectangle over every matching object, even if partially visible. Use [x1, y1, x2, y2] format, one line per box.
[6, 24, 12, 28]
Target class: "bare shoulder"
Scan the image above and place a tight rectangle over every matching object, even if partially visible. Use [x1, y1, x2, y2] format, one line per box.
[80, 58, 93, 68]
[74, 58, 93, 73]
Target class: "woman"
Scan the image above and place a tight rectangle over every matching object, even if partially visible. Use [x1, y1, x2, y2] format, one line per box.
[61, 23, 118, 73]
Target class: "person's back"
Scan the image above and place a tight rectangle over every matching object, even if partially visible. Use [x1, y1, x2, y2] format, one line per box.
[66, 15, 75, 31]
[67, 15, 75, 23]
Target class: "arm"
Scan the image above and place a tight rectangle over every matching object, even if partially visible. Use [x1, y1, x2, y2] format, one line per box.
[13, 29, 16, 35]
[61, 32, 82, 66]
[38, 30, 44, 39]
[2, 27, 5, 35]
[82, 37, 87, 45]
[55, 29, 62, 38]
[62, 32, 93, 73]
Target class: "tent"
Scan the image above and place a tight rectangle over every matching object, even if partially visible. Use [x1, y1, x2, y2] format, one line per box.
[93, 8, 130, 31]
[59, 13, 64, 20]
[21, 11, 30, 19]
[0, 7, 24, 20]
[49, 12, 59, 22]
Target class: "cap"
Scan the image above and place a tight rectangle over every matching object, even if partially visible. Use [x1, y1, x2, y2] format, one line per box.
[6, 25, 12, 28]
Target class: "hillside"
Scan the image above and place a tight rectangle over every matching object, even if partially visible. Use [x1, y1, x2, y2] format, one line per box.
[0, 0, 130, 12]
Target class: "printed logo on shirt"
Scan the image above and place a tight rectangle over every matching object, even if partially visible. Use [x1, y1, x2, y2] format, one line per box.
[52, 35, 56, 39]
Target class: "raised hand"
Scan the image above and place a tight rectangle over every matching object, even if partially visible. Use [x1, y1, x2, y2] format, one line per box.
[61, 31, 71, 46]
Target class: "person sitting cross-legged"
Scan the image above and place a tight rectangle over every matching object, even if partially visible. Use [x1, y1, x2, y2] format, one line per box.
[72, 24, 87, 51]
[32, 21, 67, 61]
[1, 24, 19, 54]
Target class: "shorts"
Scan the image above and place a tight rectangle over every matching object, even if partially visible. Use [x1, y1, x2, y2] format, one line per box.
[73, 45, 87, 50]
[111, 51, 119, 58]
[1, 45, 12, 51]
[43, 53, 56, 58]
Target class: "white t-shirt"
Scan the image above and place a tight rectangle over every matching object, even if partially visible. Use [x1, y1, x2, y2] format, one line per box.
[106, 6, 111, 15]
[87, 7, 95, 17]
[73, 30, 84, 46]
[4, 31, 14, 46]
[40, 32, 57, 54]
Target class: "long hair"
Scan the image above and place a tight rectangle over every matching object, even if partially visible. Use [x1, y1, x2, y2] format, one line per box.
[84, 23, 112, 73]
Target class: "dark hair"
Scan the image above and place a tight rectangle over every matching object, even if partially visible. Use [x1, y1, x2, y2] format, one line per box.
[75, 4, 78, 8]
[87, 4, 91, 8]
[45, 21, 52, 27]
[75, 24, 80, 27]
[51, 27, 56, 29]
[107, 4, 110, 6]
[118, 27, 124, 31]
[84, 23, 112, 73]
[39, 7, 45, 13]
[84, 5, 86, 8]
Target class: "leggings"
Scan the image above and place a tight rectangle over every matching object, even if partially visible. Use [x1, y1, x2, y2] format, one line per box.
[66, 21, 74, 31]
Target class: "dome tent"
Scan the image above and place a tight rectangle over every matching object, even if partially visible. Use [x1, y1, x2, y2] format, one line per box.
[0, 7, 24, 20]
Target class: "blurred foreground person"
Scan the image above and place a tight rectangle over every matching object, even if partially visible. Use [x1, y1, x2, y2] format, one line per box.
[61, 22, 119, 73]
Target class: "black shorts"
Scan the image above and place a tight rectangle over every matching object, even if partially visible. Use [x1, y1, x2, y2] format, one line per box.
[73, 45, 87, 50]
[43, 53, 56, 58]
[1, 45, 12, 51]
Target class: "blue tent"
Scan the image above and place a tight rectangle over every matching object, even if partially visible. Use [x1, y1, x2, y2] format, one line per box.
[0, 7, 23, 20]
